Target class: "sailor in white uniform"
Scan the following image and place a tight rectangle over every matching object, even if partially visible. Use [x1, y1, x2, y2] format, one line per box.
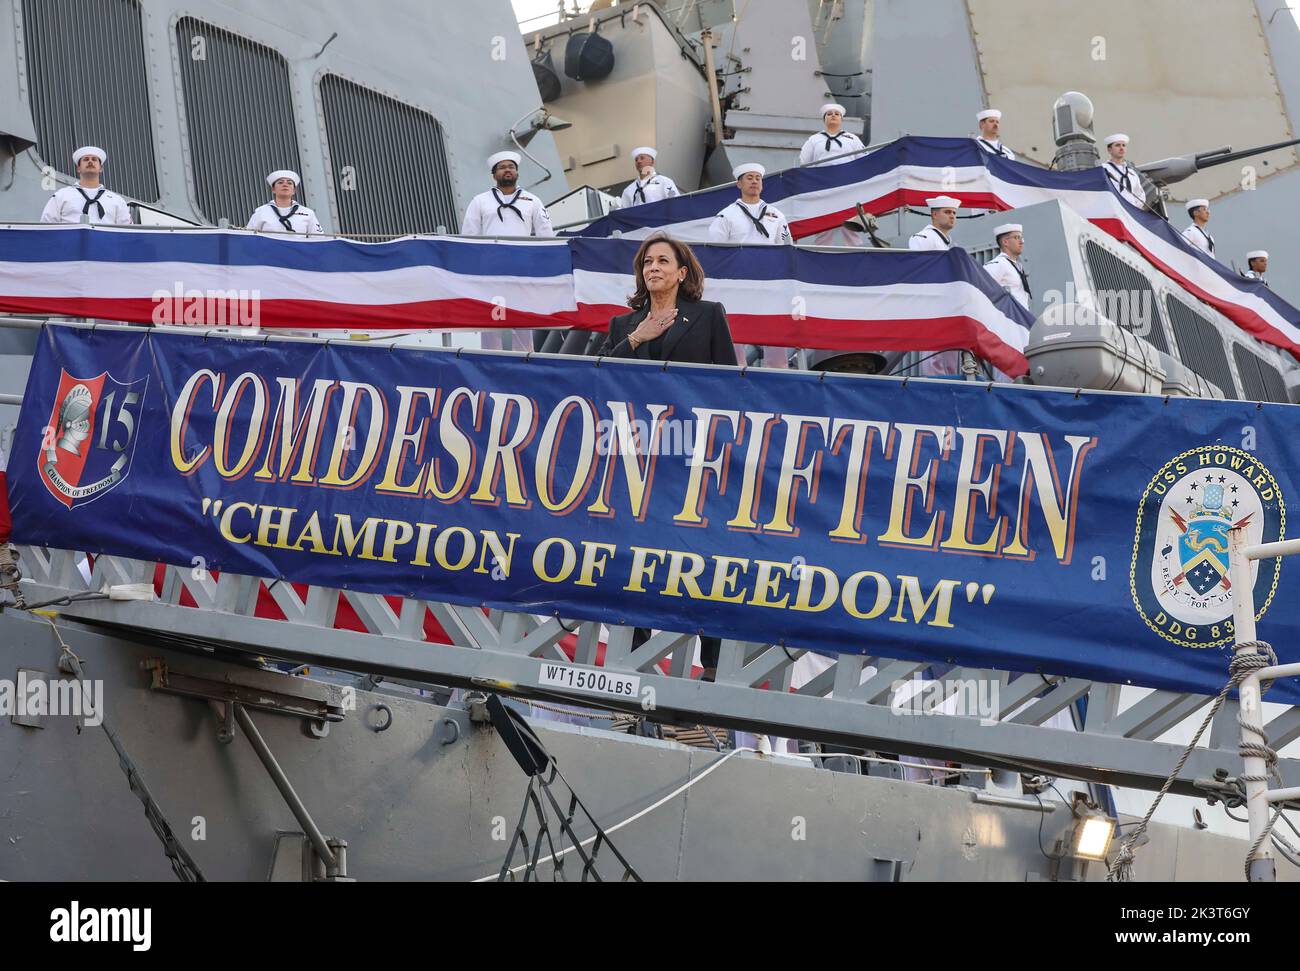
[40, 146, 132, 225]
[1102, 134, 1147, 209]
[909, 195, 960, 250]
[247, 170, 323, 234]
[974, 109, 1015, 161]
[462, 151, 553, 351]
[907, 197, 964, 374]
[619, 146, 679, 208]
[983, 223, 1031, 311]
[1242, 250, 1269, 283]
[799, 103, 865, 166]
[710, 163, 791, 369]
[461, 151, 555, 238]
[708, 163, 792, 245]
[1180, 198, 1217, 260]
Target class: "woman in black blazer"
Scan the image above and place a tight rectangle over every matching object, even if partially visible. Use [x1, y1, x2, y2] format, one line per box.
[598, 233, 738, 366]
[597, 233, 734, 680]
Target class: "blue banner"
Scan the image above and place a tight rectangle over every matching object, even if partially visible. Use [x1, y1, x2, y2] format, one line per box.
[9, 325, 1299, 702]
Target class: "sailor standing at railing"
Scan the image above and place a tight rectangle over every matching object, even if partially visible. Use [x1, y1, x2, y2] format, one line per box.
[708, 163, 792, 244]
[246, 171, 323, 234]
[974, 109, 1015, 160]
[908, 196, 959, 250]
[909, 197, 964, 375]
[1180, 199, 1217, 260]
[983, 223, 1031, 310]
[1242, 250, 1269, 283]
[1102, 134, 1147, 209]
[619, 146, 680, 208]
[462, 151, 555, 238]
[798, 103, 865, 166]
[40, 147, 132, 225]
[462, 151, 555, 351]
[709, 163, 792, 368]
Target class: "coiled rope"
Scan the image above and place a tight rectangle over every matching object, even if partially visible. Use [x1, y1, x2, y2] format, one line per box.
[1108, 642, 1278, 882]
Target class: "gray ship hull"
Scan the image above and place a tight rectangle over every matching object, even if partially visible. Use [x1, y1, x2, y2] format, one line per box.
[0, 607, 1277, 881]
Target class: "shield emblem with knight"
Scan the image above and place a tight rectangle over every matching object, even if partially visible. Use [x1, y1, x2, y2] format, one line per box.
[37, 369, 149, 509]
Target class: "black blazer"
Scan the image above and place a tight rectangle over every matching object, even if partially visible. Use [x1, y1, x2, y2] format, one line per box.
[596, 299, 737, 366]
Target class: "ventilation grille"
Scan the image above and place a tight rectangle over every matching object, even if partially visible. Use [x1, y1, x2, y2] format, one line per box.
[21, 0, 159, 202]
[320, 74, 459, 237]
[176, 18, 302, 226]
[1231, 343, 1290, 403]
[1165, 295, 1238, 398]
[1083, 240, 1170, 354]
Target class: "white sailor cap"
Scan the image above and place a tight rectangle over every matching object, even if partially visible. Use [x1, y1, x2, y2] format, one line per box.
[1247, 250, 1269, 261]
[72, 146, 106, 166]
[487, 150, 521, 171]
[631, 146, 657, 161]
[976, 109, 1002, 122]
[993, 222, 1023, 238]
[1185, 198, 1210, 212]
[266, 169, 300, 187]
[925, 195, 962, 209]
[1104, 133, 1129, 146]
[733, 162, 765, 179]
[821, 103, 846, 117]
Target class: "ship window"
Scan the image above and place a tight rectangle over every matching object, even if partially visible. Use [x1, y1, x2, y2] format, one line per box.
[21, 0, 159, 202]
[1083, 240, 1171, 355]
[1166, 295, 1238, 398]
[1231, 344, 1290, 403]
[176, 18, 302, 226]
[319, 74, 459, 237]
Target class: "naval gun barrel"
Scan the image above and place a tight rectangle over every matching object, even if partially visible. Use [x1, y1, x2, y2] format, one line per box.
[1139, 137, 1300, 185]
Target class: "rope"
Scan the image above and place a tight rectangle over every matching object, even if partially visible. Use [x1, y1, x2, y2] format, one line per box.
[472, 745, 1000, 882]
[13, 591, 109, 611]
[39, 613, 206, 882]
[474, 747, 755, 882]
[1108, 641, 1277, 882]
[526, 700, 624, 721]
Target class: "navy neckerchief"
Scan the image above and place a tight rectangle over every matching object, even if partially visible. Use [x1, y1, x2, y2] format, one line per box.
[734, 200, 770, 238]
[271, 203, 300, 231]
[493, 188, 527, 223]
[978, 138, 1009, 158]
[1106, 160, 1133, 192]
[927, 225, 951, 246]
[999, 253, 1031, 298]
[77, 187, 106, 219]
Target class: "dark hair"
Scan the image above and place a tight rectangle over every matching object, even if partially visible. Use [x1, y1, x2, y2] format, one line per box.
[628, 233, 704, 309]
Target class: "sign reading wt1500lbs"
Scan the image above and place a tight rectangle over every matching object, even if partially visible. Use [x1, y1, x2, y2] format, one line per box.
[9, 325, 1298, 702]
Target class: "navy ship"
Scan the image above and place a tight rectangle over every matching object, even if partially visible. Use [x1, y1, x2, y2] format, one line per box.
[1, 0, 1299, 884]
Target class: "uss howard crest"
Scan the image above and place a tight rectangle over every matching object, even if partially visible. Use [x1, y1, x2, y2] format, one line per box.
[37, 369, 148, 509]
[1131, 445, 1284, 648]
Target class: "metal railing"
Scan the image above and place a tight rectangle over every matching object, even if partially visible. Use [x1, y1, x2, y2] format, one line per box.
[1226, 530, 1300, 881]
[13, 542, 1300, 799]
